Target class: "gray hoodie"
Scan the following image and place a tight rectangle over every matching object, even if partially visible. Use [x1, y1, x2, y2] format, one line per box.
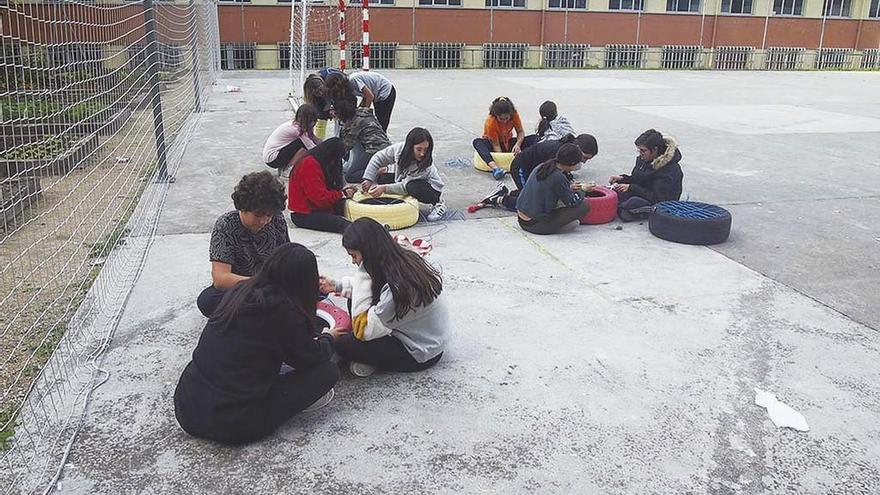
[363, 142, 445, 197]
[367, 283, 449, 363]
[540, 116, 576, 143]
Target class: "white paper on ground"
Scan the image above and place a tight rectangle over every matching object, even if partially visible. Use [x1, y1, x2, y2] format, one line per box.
[754, 388, 810, 432]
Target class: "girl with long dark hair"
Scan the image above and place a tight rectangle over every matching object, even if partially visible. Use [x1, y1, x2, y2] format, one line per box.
[175, 243, 339, 445]
[535, 100, 575, 143]
[320, 218, 449, 377]
[287, 137, 357, 234]
[360, 127, 447, 222]
[513, 143, 591, 235]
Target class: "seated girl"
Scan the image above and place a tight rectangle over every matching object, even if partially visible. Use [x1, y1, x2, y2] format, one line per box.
[535, 100, 575, 143]
[472, 97, 529, 180]
[334, 98, 392, 184]
[262, 103, 321, 176]
[514, 144, 591, 235]
[609, 128, 683, 222]
[287, 137, 356, 234]
[175, 243, 339, 445]
[320, 218, 449, 378]
[360, 127, 447, 223]
[197, 171, 289, 318]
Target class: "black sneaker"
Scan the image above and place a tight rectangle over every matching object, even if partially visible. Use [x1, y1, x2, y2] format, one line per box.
[481, 183, 509, 205]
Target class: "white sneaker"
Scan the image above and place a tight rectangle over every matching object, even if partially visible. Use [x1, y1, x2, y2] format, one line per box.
[427, 202, 447, 222]
[349, 362, 377, 377]
[303, 388, 334, 412]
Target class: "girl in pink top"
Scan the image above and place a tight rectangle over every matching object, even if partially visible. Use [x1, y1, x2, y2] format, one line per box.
[263, 104, 322, 174]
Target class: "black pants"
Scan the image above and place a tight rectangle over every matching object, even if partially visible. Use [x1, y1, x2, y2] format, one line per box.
[174, 360, 339, 445]
[335, 333, 442, 372]
[290, 198, 350, 234]
[473, 135, 539, 167]
[518, 202, 589, 235]
[266, 138, 307, 170]
[373, 86, 396, 132]
[197, 285, 226, 317]
[405, 179, 441, 205]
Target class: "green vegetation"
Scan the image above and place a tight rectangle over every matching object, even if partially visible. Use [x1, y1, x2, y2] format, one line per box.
[0, 136, 66, 161]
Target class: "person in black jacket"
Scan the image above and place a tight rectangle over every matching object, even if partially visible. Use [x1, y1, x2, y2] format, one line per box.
[610, 129, 683, 222]
[174, 243, 339, 445]
[509, 133, 598, 190]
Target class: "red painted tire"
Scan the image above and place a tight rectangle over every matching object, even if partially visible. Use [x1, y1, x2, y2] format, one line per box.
[316, 300, 351, 331]
[579, 186, 618, 225]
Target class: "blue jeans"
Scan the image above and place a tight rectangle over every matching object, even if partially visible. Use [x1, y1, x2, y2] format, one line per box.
[344, 142, 374, 183]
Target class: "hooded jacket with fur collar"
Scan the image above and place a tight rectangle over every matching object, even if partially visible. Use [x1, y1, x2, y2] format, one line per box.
[619, 137, 683, 204]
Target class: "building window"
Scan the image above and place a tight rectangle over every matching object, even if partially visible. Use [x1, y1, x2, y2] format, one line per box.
[544, 44, 591, 68]
[348, 42, 397, 69]
[765, 47, 805, 70]
[862, 48, 880, 68]
[417, 43, 464, 69]
[772, 0, 802, 14]
[662, 45, 702, 68]
[279, 43, 327, 70]
[721, 0, 752, 13]
[549, 0, 587, 8]
[220, 43, 255, 70]
[218, 0, 250, 3]
[485, 0, 525, 7]
[419, 0, 461, 4]
[815, 48, 852, 69]
[48, 44, 103, 70]
[870, 0, 879, 16]
[605, 44, 646, 68]
[483, 43, 528, 69]
[609, 0, 644, 10]
[822, 0, 850, 16]
[666, 0, 699, 11]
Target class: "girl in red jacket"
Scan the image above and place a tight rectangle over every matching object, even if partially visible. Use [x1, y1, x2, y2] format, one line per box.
[288, 138, 356, 234]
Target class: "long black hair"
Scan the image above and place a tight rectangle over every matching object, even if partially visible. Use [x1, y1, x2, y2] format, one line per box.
[342, 218, 442, 320]
[303, 137, 345, 190]
[294, 103, 318, 135]
[398, 127, 434, 173]
[535, 143, 582, 182]
[536, 100, 557, 138]
[211, 243, 319, 331]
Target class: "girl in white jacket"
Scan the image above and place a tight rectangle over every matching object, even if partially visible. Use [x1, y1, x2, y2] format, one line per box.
[359, 127, 447, 222]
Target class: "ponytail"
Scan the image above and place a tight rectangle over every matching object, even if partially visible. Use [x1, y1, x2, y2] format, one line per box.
[536, 100, 558, 137]
[534, 159, 557, 182]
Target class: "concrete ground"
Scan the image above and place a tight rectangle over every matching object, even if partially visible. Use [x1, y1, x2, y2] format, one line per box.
[54, 70, 880, 494]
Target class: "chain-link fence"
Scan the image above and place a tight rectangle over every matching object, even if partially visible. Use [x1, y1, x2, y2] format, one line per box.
[0, 0, 219, 492]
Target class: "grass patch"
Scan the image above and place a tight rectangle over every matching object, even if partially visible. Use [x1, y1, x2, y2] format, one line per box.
[87, 226, 130, 260]
[0, 405, 15, 451]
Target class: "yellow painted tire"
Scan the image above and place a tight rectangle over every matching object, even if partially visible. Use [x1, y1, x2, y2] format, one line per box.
[473, 150, 515, 172]
[344, 192, 420, 230]
[314, 119, 328, 140]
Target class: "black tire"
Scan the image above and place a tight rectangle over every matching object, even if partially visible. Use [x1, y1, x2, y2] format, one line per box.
[648, 201, 732, 245]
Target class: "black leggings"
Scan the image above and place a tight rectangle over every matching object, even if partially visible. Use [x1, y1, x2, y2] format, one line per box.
[335, 333, 442, 372]
[518, 202, 589, 235]
[405, 179, 441, 205]
[197, 285, 226, 317]
[174, 360, 339, 445]
[374, 86, 396, 132]
[290, 198, 350, 234]
[266, 138, 306, 169]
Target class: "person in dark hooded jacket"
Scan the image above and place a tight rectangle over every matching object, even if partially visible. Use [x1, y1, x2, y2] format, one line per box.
[610, 129, 683, 222]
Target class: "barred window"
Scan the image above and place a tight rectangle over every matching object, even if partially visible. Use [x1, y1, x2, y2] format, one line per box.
[609, 0, 644, 10]
[822, 0, 850, 16]
[773, 0, 802, 14]
[871, 0, 879, 16]
[486, 0, 526, 6]
[420, 0, 461, 5]
[220, 43, 255, 70]
[721, 0, 752, 13]
[667, 0, 699, 12]
[549, 0, 587, 8]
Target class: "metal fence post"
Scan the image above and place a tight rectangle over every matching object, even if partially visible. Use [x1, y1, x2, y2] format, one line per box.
[189, 0, 203, 113]
[143, 0, 174, 183]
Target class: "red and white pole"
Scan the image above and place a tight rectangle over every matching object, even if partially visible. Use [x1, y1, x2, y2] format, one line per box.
[362, 0, 370, 70]
[339, 0, 347, 70]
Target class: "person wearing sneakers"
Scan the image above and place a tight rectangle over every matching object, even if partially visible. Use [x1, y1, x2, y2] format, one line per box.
[509, 133, 598, 191]
[174, 243, 339, 445]
[361, 127, 447, 222]
[514, 143, 591, 235]
[320, 218, 449, 377]
[472, 97, 530, 180]
[610, 129, 683, 222]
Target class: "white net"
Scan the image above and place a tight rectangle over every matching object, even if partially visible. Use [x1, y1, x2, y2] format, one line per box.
[288, 1, 363, 100]
[0, 0, 219, 492]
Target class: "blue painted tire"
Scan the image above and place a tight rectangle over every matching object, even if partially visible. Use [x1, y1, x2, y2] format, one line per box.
[648, 201, 731, 245]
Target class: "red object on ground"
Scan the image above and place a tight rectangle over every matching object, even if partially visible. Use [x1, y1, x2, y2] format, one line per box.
[580, 186, 618, 225]
[317, 300, 351, 331]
